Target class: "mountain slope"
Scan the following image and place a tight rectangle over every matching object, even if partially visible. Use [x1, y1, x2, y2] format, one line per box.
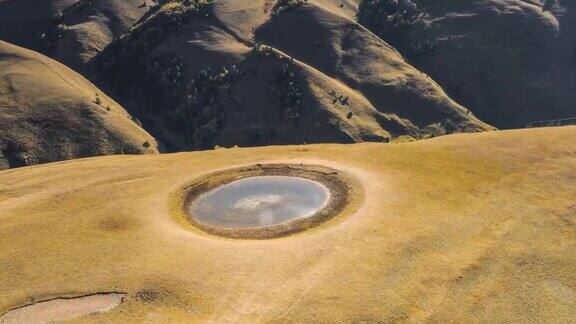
[0, 0, 154, 73]
[0, 41, 158, 169]
[1, 126, 575, 322]
[94, 0, 491, 151]
[255, 1, 489, 137]
[358, 0, 576, 127]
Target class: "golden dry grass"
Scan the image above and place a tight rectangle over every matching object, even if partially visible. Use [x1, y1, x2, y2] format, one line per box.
[0, 41, 158, 169]
[0, 126, 575, 322]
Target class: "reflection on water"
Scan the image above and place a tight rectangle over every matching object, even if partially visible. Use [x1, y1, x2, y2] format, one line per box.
[190, 176, 330, 228]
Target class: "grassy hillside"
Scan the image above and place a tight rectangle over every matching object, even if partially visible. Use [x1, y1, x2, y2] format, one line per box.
[0, 126, 575, 322]
[94, 0, 491, 151]
[0, 0, 154, 73]
[358, 0, 576, 127]
[0, 41, 158, 169]
[2, 0, 575, 146]
[255, 1, 490, 138]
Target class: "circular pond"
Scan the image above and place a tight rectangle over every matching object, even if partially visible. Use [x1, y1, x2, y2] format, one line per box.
[178, 164, 355, 239]
[189, 176, 330, 228]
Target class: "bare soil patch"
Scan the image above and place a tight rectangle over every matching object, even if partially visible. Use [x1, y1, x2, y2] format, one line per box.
[0, 293, 126, 324]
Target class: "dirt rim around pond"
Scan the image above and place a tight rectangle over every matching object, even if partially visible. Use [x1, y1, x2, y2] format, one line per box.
[171, 163, 362, 239]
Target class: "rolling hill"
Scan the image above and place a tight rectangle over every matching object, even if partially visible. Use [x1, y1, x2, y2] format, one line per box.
[0, 40, 158, 169]
[93, 0, 491, 151]
[0, 0, 154, 74]
[1, 0, 574, 156]
[0, 126, 575, 322]
[358, 0, 576, 127]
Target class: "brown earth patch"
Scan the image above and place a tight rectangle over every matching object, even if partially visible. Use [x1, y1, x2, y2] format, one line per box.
[0, 292, 126, 323]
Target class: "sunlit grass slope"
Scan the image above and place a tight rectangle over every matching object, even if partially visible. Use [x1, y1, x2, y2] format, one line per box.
[0, 126, 575, 322]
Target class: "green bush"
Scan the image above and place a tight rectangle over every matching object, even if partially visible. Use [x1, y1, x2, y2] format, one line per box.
[273, 0, 308, 16]
[358, 0, 434, 53]
[99, 0, 213, 84]
[158, 60, 244, 149]
[273, 60, 303, 122]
